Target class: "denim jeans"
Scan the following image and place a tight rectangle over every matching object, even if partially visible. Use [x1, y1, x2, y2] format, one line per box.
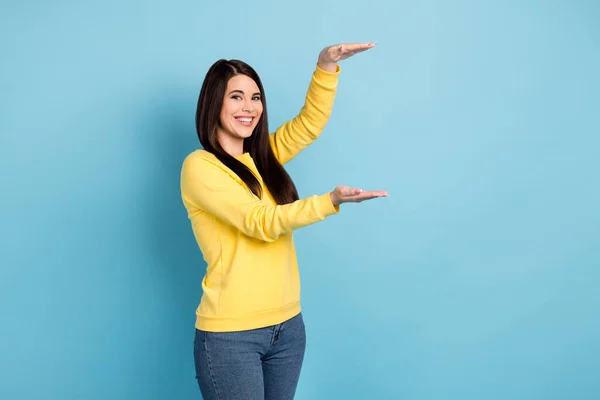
[193, 312, 306, 400]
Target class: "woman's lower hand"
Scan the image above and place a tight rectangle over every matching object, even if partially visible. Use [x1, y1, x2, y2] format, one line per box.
[329, 185, 388, 206]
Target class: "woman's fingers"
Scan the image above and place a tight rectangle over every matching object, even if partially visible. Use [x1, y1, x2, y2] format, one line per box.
[343, 188, 388, 202]
[322, 42, 376, 63]
[341, 42, 376, 52]
[356, 190, 388, 200]
[331, 186, 388, 206]
[340, 43, 375, 56]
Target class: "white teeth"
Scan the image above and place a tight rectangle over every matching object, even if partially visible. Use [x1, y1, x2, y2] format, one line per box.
[236, 117, 252, 123]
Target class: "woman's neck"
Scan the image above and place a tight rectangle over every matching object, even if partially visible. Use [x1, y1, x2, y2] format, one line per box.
[217, 132, 244, 157]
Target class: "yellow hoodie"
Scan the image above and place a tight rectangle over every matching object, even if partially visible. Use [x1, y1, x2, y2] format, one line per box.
[180, 65, 340, 332]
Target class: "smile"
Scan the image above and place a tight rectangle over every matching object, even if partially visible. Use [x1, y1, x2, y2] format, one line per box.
[235, 117, 254, 127]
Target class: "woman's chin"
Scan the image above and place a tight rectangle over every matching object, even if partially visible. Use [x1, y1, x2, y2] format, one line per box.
[237, 129, 256, 139]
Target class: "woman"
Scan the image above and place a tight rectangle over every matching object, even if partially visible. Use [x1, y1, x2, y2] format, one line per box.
[180, 42, 387, 399]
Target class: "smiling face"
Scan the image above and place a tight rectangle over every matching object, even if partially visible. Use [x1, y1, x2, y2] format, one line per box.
[216, 74, 263, 151]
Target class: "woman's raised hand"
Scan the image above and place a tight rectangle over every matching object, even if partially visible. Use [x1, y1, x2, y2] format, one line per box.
[317, 42, 376, 72]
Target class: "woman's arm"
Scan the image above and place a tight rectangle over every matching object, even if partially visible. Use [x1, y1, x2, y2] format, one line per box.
[181, 152, 339, 242]
[269, 42, 376, 165]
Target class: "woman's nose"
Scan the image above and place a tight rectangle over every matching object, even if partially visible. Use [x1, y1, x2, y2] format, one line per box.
[242, 99, 254, 113]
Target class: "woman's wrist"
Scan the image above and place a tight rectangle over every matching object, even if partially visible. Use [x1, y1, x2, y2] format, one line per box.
[329, 191, 340, 207]
[317, 60, 338, 72]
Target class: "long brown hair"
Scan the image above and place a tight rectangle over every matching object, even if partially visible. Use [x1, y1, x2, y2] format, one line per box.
[195, 59, 299, 205]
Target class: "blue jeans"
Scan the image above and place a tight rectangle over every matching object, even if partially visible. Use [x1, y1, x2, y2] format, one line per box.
[193, 312, 306, 400]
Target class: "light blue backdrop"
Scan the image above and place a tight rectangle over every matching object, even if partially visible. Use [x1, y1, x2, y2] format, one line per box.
[1, 0, 599, 399]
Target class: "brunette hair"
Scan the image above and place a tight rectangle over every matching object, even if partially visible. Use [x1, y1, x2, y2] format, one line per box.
[195, 59, 299, 204]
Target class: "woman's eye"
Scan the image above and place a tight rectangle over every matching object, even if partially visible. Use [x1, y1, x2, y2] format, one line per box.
[252, 96, 261, 101]
[231, 95, 242, 100]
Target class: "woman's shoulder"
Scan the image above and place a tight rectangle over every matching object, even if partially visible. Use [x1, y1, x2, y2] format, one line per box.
[184, 148, 216, 162]
[182, 149, 217, 173]
[182, 149, 222, 169]
[181, 149, 239, 182]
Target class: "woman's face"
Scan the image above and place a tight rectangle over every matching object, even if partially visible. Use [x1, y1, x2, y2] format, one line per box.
[218, 74, 263, 142]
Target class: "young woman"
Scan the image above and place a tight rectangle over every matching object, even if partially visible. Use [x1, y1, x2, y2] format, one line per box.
[180, 42, 387, 399]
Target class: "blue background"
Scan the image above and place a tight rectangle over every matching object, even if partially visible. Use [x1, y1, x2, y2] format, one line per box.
[1, 0, 599, 399]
